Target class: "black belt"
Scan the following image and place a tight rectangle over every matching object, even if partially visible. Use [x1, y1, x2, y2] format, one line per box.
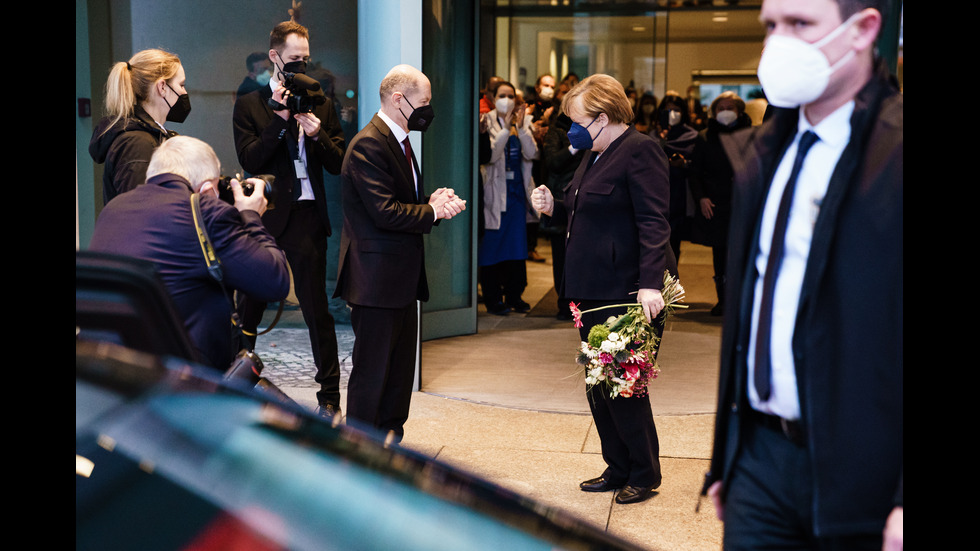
[748, 409, 805, 446]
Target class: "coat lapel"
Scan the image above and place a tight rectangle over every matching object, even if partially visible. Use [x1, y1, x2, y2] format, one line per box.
[372, 115, 417, 200]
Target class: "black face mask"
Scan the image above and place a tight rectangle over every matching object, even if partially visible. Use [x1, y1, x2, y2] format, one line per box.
[400, 96, 434, 132]
[164, 82, 191, 123]
[274, 51, 308, 80]
[281, 59, 307, 75]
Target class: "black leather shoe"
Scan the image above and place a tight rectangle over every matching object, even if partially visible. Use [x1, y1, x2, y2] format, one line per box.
[580, 476, 624, 492]
[615, 484, 658, 504]
[316, 404, 342, 424]
[486, 302, 511, 316]
[507, 300, 531, 314]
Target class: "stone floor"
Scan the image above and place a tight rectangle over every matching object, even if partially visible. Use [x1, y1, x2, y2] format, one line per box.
[252, 240, 726, 550]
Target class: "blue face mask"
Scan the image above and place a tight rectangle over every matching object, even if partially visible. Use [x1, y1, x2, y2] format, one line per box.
[567, 115, 601, 150]
[256, 69, 272, 86]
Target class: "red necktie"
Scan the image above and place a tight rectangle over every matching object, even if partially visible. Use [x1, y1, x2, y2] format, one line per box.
[402, 137, 419, 199]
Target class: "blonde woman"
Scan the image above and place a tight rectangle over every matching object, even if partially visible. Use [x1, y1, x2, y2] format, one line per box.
[532, 74, 674, 504]
[89, 49, 189, 205]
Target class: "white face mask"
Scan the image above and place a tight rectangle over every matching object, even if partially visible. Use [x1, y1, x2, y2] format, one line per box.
[668, 110, 682, 127]
[715, 109, 738, 126]
[495, 97, 514, 116]
[538, 86, 554, 101]
[756, 13, 860, 108]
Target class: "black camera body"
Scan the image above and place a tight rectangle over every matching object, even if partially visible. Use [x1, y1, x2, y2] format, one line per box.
[217, 174, 276, 210]
[269, 72, 327, 114]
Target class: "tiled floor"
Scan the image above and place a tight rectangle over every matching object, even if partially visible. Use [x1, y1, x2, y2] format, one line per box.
[254, 240, 726, 550]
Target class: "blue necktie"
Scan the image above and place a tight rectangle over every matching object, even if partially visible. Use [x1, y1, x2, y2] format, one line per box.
[754, 130, 819, 401]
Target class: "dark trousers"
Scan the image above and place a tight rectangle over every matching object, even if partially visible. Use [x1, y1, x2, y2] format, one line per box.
[723, 415, 883, 551]
[347, 302, 418, 442]
[240, 203, 341, 407]
[578, 299, 662, 488]
[479, 259, 527, 308]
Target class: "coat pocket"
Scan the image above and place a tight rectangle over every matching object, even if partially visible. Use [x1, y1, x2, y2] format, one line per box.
[584, 181, 615, 196]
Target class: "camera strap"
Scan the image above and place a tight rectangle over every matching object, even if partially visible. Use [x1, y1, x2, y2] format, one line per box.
[190, 192, 283, 345]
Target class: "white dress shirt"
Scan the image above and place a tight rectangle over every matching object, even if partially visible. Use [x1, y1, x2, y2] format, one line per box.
[747, 101, 854, 420]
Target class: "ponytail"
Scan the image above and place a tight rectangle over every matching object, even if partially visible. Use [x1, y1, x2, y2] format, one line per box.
[100, 48, 181, 132]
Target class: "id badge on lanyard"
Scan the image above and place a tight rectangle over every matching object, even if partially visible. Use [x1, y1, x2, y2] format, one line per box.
[294, 158, 308, 179]
[292, 126, 308, 179]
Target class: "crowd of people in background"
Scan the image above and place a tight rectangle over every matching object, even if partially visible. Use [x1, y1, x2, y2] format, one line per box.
[85, 1, 901, 545]
[476, 72, 759, 318]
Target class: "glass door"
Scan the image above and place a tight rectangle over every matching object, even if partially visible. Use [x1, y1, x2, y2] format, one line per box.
[420, 0, 481, 340]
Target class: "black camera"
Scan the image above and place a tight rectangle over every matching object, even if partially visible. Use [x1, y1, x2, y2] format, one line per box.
[217, 174, 276, 210]
[268, 72, 327, 114]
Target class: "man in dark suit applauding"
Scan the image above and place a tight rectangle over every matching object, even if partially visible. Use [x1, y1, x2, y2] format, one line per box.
[335, 64, 465, 443]
[233, 21, 346, 419]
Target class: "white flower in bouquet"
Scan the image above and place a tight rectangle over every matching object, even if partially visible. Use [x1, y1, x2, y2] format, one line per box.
[570, 271, 688, 399]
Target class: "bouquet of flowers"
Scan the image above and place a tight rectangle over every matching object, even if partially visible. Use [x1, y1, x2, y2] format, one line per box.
[571, 271, 686, 399]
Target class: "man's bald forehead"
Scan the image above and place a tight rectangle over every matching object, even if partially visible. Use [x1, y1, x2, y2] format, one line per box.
[380, 64, 428, 100]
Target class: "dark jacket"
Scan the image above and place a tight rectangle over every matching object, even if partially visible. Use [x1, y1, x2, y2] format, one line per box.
[89, 105, 175, 205]
[541, 113, 586, 230]
[334, 114, 435, 309]
[232, 85, 346, 237]
[658, 123, 699, 223]
[561, 126, 673, 301]
[89, 173, 289, 369]
[689, 113, 753, 246]
[705, 61, 903, 537]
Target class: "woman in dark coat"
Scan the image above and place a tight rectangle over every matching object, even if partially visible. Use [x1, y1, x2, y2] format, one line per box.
[89, 49, 189, 205]
[531, 74, 675, 505]
[653, 94, 699, 264]
[689, 92, 753, 316]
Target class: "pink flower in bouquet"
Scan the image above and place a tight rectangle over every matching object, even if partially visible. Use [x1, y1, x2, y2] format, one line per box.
[569, 302, 583, 328]
[623, 362, 640, 381]
[619, 384, 634, 398]
[598, 352, 614, 365]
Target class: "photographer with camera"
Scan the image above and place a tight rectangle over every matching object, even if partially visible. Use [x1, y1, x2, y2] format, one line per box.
[89, 136, 290, 371]
[232, 20, 347, 419]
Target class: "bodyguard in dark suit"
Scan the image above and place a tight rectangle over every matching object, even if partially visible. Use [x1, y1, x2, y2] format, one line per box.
[335, 64, 465, 443]
[703, 1, 903, 548]
[532, 74, 675, 505]
[233, 21, 346, 417]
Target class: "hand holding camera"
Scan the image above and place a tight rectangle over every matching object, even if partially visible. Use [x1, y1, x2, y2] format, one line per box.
[269, 72, 327, 120]
[295, 112, 321, 137]
[230, 176, 269, 216]
[218, 173, 275, 214]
